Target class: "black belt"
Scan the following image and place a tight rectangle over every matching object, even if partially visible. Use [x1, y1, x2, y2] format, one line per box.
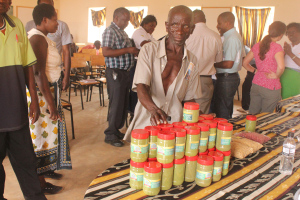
[200, 75, 212, 77]
[216, 72, 238, 77]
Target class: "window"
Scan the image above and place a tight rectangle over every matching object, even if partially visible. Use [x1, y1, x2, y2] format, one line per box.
[125, 6, 148, 38]
[88, 7, 106, 43]
[188, 6, 202, 11]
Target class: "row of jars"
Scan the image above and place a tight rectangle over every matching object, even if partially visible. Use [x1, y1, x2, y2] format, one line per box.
[130, 150, 231, 196]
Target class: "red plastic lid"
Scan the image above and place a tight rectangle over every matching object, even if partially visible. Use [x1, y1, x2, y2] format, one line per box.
[185, 126, 200, 135]
[157, 124, 173, 130]
[214, 118, 228, 124]
[172, 122, 188, 129]
[218, 123, 233, 131]
[184, 122, 196, 126]
[208, 147, 216, 152]
[198, 116, 205, 122]
[208, 151, 224, 161]
[174, 156, 186, 164]
[159, 162, 174, 168]
[144, 162, 162, 173]
[200, 114, 214, 120]
[203, 120, 218, 128]
[195, 123, 210, 132]
[186, 155, 198, 161]
[147, 157, 157, 162]
[130, 160, 146, 168]
[216, 149, 231, 156]
[170, 128, 186, 137]
[199, 150, 208, 155]
[184, 102, 200, 110]
[198, 155, 214, 165]
[145, 126, 161, 136]
[157, 130, 175, 140]
[131, 129, 149, 139]
[246, 115, 257, 121]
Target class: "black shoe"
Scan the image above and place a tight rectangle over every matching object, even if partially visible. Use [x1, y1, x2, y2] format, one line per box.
[115, 132, 125, 140]
[42, 182, 63, 195]
[105, 138, 124, 147]
[44, 171, 63, 180]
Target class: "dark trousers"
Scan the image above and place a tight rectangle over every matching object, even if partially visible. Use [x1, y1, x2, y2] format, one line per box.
[213, 73, 240, 119]
[242, 64, 256, 110]
[0, 125, 46, 200]
[128, 62, 138, 113]
[104, 68, 130, 140]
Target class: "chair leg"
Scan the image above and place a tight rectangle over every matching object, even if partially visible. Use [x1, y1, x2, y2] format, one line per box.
[79, 85, 84, 110]
[69, 85, 71, 102]
[98, 84, 102, 107]
[89, 86, 93, 101]
[101, 82, 105, 107]
[237, 88, 240, 101]
[70, 105, 75, 139]
[86, 86, 89, 102]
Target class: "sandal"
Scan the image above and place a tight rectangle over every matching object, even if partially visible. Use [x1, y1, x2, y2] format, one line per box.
[42, 182, 63, 195]
[44, 171, 63, 180]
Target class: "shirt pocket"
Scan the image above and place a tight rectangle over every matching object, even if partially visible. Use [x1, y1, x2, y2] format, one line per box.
[15, 41, 24, 65]
[177, 78, 189, 102]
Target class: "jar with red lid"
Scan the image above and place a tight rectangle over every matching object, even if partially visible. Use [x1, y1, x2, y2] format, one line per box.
[145, 126, 161, 158]
[208, 151, 224, 182]
[157, 131, 175, 164]
[185, 155, 198, 182]
[172, 122, 187, 129]
[213, 118, 228, 124]
[196, 123, 210, 153]
[173, 157, 186, 185]
[198, 116, 205, 122]
[143, 162, 162, 196]
[157, 123, 173, 131]
[216, 149, 231, 176]
[130, 160, 145, 189]
[147, 157, 157, 162]
[183, 102, 200, 123]
[199, 114, 214, 120]
[196, 155, 214, 187]
[216, 123, 233, 151]
[159, 162, 174, 190]
[184, 126, 200, 157]
[171, 128, 186, 159]
[203, 120, 218, 149]
[245, 115, 257, 132]
[131, 129, 149, 162]
[199, 150, 208, 156]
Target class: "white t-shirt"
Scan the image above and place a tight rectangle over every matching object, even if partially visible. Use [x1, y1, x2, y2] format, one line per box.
[132, 27, 155, 49]
[285, 42, 300, 70]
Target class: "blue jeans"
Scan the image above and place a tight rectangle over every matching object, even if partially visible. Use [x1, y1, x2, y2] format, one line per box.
[213, 73, 240, 119]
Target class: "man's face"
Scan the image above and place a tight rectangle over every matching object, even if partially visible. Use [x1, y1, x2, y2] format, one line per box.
[217, 16, 227, 36]
[45, 12, 58, 33]
[165, 12, 194, 46]
[0, 0, 11, 15]
[286, 27, 300, 44]
[115, 12, 130, 30]
[39, 0, 54, 6]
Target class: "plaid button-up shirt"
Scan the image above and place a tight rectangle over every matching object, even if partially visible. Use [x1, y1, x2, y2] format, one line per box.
[102, 22, 134, 70]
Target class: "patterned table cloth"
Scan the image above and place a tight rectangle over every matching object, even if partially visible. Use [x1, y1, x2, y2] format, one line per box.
[84, 112, 300, 200]
[276, 94, 300, 115]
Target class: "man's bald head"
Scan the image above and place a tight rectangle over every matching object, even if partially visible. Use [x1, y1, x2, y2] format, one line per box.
[193, 10, 206, 24]
[167, 5, 193, 24]
[218, 12, 235, 25]
[37, 0, 54, 6]
[113, 7, 130, 19]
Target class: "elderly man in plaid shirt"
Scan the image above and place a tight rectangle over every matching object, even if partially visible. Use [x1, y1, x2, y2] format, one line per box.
[102, 7, 139, 147]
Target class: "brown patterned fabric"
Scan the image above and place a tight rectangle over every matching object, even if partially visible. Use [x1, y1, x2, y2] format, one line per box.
[129, 9, 144, 29]
[91, 8, 106, 27]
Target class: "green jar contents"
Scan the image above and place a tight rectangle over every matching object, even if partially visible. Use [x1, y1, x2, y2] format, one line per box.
[185, 126, 200, 157]
[185, 155, 198, 182]
[198, 116, 205, 122]
[172, 122, 187, 129]
[131, 129, 149, 162]
[157, 131, 175, 164]
[245, 115, 257, 132]
[160, 162, 174, 190]
[157, 124, 173, 131]
[217, 149, 231, 176]
[213, 118, 228, 125]
[199, 114, 214, 120]
[145, 126, 161, 158]
[183, 102, 200, 123]
[216, 123, 233, 152]
[196, 123, 210, 153]
[171, 128, 186, 159]
[173, 157, 186, 186]
[208, 151, 224, 182]
[195, 155, 214, 187]
[203, 120, 218, 149]
[143, 162, 162, 196]
[130, 160, 145, 190]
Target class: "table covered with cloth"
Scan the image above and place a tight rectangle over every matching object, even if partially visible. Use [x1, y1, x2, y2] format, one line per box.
[275, 94, 300, 115]
[84, 112, 300, 200]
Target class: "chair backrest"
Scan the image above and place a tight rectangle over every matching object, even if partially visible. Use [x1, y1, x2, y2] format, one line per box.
[82, 49, 97, 55]
[73, 53, 91, 61]
[90, 55, 106, 66]
[71, 57, 86, 68]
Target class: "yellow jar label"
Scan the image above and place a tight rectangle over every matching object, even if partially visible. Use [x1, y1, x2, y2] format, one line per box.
[221, 137, 231, 145]
[190, 141, 199, 150]
[175, 143, 185, 152]
[130, 171, 144, 181]
[157, 145, 174, 156]
[209, 133, 216, 142]
[199, 138, 208, 146]
[144, 178, 161, 188]
[149, 142, 157, 151]
[131, 143, 149, 154]
[196, 170, 212, 180]
[223, 161, 229, 169]
[213, 167, 222, 175]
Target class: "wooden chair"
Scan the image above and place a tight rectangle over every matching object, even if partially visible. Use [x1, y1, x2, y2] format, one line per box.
[73, 53, 91, 61]
[61, 99, 75, 139]
[82, 49, 97, 55]
[91, 55, 106, 107]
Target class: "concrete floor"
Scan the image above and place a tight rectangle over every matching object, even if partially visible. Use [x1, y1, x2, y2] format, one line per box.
[3, 86, 244, 200]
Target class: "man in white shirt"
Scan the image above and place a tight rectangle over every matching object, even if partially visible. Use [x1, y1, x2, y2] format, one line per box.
[186, 10, 223, 114]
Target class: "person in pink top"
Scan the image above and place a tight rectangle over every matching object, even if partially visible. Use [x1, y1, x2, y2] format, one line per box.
[243, 21, 286, 114]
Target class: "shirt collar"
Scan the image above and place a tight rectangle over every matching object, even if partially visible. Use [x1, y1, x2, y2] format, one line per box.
[223, 27, 236, 38]
[2, 14, 15, 28]
[112, 22, 121, 30]
[157, 36, 188, 60]
[195, 22, 206, 27]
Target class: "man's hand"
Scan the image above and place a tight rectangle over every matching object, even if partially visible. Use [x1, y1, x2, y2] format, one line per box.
[149, 107, 168, 126]
[29, 100, 40, 124]
[48, 105, 62, 122]
[284, 42, 292, 56]
[62, 76, 69, 91]
[265, 69, 278, 79]
[128, 47, 139, 57]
